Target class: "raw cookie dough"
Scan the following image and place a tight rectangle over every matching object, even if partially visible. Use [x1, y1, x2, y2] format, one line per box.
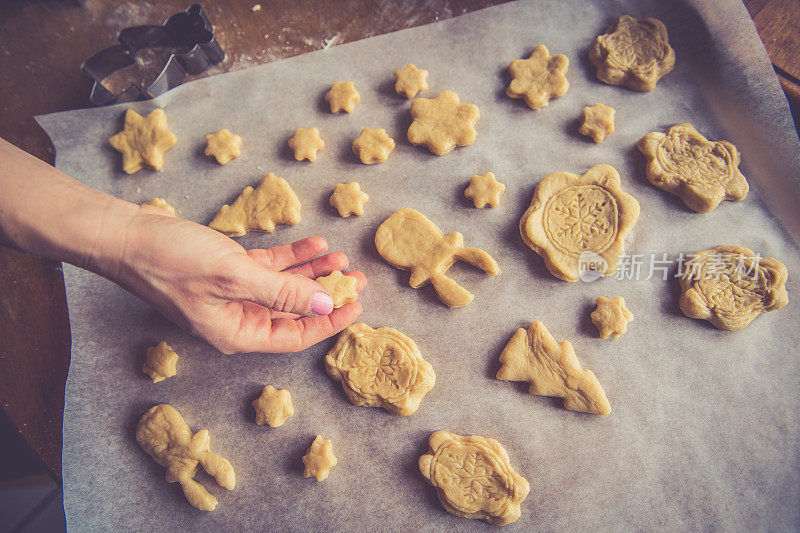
[142, 341, 179, 383]
[419, 431, 530, 526]
[329, 182, 369, 217]
[208, 173, 301, 237]
[146, 197, 176, 215]
[315, 270, 358, 308]
[302, 435, 337, 482]
[375, 208, 500, 308]
[589, 15, 675, 92]
[497, 321, 611, 415]
[505, 44, 569, 110]
[136, 404, 235, 511]
[109, 109, 177, 174]
[205, 129, 242, 164]
[678, 245, 788, 330]
[325, 81, 360, 113]
[394, 63, 429, 98]
[288, 127, 324, 162]
[464, 172, 505, 208]
[519, 164, 640, 282]
[638, 123, 749, 213]
[352, 128, 395, 164]
[252, 385, 294, 428]
[579, 103, 615, 143]
[407, 90, 479, 156]
[325, 323, 435, 416]
[591, 296, 633, 339]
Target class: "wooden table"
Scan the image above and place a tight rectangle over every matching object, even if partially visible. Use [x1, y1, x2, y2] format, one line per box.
[0, 0, 797, 481]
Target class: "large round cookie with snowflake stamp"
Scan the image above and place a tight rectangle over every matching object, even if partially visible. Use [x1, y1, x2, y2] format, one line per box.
[520, 164, 640, 282]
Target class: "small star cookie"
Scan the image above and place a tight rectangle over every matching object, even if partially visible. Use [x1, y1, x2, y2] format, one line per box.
[205, 129, 242, 164]
[252, 385, 295, 428]
[579, 103, 615, 143]
[142, 341, 179, 383]
[325, 81, 360, 113]
[506, 45, 569, 110]
[464, 172, 505, 208]
[590, 296, 633, 339]
[329, 182, 369, 217]
[288, 127, 324, 162]
[394, 63, 429, 99]
[302, 435, 337, 482]
[352, 128, 395, 164]
[407, 90, 479, 156]
[146, 197, 176, 215]
[109, 109, 177, 174]
[315, 271, 358, 308]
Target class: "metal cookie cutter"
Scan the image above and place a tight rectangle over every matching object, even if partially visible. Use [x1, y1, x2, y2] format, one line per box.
[81, 4, 225, 106]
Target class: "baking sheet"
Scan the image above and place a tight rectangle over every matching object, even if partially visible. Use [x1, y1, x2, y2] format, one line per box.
[36, 0, 800, 530]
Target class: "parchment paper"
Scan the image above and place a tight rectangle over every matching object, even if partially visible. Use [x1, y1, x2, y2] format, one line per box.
[36, 0, 800, 530]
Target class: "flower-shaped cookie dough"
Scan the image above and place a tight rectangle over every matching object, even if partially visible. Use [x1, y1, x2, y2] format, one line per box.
[315, 271, 358, 308]
[352, 128, 395, 164]
[252, 385, 294, 428]
[142, 341, 179, 383]
[109, 109, 177, 173]
[419, 431, 530, 526]
[591, 296, 633, 339]
[146, 197, 176, 215]
[678, 245, 788, 331]
[589, 15, 675, 92]
[407, 90, 479, 156]
[325, 81, 360, 113]
[209, 173, 301, 237]
[519, 164, 640, 282]
[579, 103, 615, 143]
[464, 172, 505, 208]
[302, 435, 337, 482]
[288, 127, 324, 162]
[329, 182, 369, 217]
[205, 129, 242, 164]
[394, 63, 429, 98]
[638, 123, 749, 213]
[506, 45, 569, 110]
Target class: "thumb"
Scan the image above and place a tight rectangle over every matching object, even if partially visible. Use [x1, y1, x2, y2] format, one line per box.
[237, 262, 334, 316]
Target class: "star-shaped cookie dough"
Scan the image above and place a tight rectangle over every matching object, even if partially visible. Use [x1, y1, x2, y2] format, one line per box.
[109, 109, 177, 174]
[252, 385, 295, 428]
[142, 341, 179, 383]
[506, 45, 569, 110]
[579, 103, 615, 143]
[145, 197, 176, 215]
[329, 182, 369, 217]
[464, 172, 505, 208]
[325, 81, 360, 113]
[302, 435, 337, 482]
[394, 63, 429, 99]
[288, 127, 325, 162]
[407, 90, 479, 156]
[205, 129, 242, 164]
[590, 296, 633, 339]
[352, 128, 395, 164]
[315, 271, 358, 308]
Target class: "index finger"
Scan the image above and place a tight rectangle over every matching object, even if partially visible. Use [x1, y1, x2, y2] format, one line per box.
[261, 302, 363, 353]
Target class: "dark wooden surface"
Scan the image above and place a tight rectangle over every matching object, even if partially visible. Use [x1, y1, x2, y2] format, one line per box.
[0, 0, 797, 482]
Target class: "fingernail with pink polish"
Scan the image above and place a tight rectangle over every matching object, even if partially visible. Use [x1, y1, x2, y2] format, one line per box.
[310, 292, 334, 316]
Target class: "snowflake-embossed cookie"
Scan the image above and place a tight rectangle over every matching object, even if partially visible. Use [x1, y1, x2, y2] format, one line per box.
[638, 123, 749, 213]
[519, 164, 640, 282]
[506, 44, 569, 110]
[407, 90, 479, 155]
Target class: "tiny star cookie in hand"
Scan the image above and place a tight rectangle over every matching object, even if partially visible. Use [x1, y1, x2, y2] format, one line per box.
[591, 296, 633, 339]
[330, 182, 369, 217]
[464, 172, 505, 208]
[315, 271, 358, 308]
[579, 103, 615, 143]
[142, 341, 179, 383]
[638, 123, 748, 213]
[136, 404, 235, 511]
[252, 385, 294, 428]
[506, 44, 569, 110]
[288, 127, 324, 162]
[208, 173, 301, 237]
[419, 431, 530, 526]
[589, 15, 675, 92]
[352, 128, 395, 164]
[407, 90, 479, 156]
[497, 321, 610, 415]
[109, 109, 177, 174]
[146, 197, 176, 215]
[325, 81, 360, 113]
[302, 435, 337, 482]
[205, 129, 242, 164]
[394, 63, 429, 98]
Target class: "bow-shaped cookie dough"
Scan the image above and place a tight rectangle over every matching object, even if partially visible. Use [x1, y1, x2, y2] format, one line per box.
[375, 208, 499, 308]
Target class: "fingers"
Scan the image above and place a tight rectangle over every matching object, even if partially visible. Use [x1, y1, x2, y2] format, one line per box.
[284, 252, 348, 278]
[266, 272, 365, 320]
[260, 302, 363, 353]
[237, 264, 333, 316]
[246, 237, 328, 271]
